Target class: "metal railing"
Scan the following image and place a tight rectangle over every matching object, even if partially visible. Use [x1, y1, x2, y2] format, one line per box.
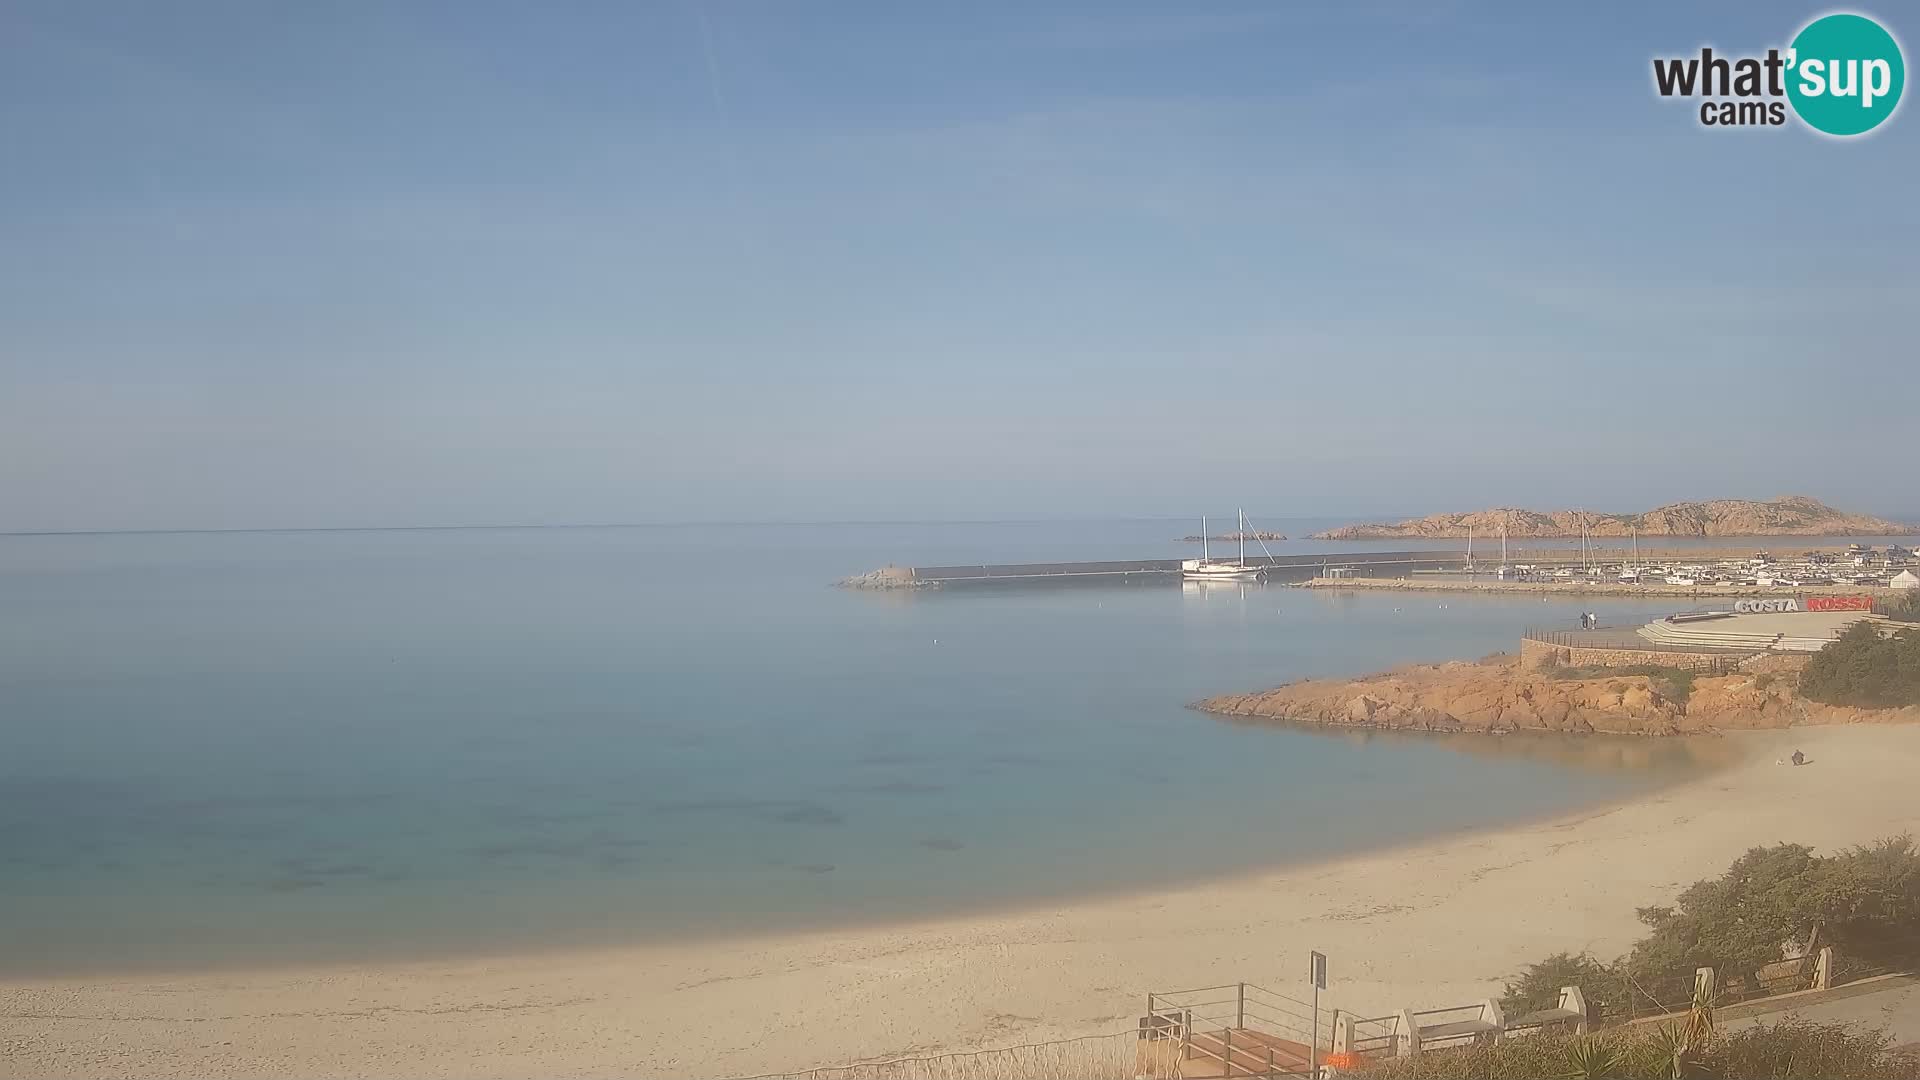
[1595, 971, 1707, 1026]
[1405, 1003, 1500, 1051]
[1143, 982, 1328, 1078]
[1826, 931, 1920, 986]
[1602, 954, 1839, 1028]
[1347, 1013, 1401, 1058]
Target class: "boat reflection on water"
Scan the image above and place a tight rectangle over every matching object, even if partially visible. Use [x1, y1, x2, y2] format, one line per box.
[1180, 577, 1267, 598]
[1211, 712, 1745, 775]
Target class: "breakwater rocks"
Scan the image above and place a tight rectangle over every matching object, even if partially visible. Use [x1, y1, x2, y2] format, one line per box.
[1194, 655, 1920, 737]
[837, 567, 924, 590]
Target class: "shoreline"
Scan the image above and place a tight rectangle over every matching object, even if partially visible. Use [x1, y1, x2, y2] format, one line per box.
[1302, 575, 1903, 598]
[0, 726, 1735, 985]
[16, 726, 1920, 1079]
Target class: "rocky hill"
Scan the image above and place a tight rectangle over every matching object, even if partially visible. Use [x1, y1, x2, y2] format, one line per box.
[1312, 496, 1914, 540]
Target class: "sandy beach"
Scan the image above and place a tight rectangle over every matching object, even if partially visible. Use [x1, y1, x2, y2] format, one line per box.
[5, 724, 1918, 1080]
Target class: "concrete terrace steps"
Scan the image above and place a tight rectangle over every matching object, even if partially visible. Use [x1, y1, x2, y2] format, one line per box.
[1636, 611, 1889, 654]
[1637, 623, 1825, 653]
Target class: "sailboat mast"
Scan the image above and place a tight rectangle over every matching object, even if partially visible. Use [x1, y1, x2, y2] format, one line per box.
[1202, 515, 1209, 562]
[1238, 509, 1246, 566]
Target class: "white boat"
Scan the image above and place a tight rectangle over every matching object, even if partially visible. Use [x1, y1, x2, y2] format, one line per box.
[1183, 510, 1267, 581]
[1183, 562, 1264, 581]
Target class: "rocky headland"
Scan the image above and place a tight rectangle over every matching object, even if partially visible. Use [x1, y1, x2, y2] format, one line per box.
[1194, 653, 1920, 737]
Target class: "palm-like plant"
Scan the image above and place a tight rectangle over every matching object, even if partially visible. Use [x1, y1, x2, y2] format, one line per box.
[1666, 976, 1717, 1080]
[1561, 1035, 1622, 1080]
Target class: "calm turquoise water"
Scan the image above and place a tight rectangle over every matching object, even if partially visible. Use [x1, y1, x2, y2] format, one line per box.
[0, 521, 1722, 973]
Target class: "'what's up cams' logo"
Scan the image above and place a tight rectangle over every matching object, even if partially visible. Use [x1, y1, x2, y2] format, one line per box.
[1653, 11, 1904, 135]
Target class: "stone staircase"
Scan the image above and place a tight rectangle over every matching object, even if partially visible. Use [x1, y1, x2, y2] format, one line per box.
[1636, 611, 1888, 654]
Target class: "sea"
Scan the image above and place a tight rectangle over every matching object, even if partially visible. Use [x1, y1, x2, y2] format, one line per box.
[0, 519, 1803, 975]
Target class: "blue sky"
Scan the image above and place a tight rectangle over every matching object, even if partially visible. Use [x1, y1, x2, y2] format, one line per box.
[3, 1, 1915, 530]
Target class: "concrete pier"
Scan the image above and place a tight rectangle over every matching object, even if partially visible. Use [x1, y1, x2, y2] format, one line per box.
[842, 551, 1468, 588]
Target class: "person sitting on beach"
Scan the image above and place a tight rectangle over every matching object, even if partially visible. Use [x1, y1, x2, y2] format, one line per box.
[1792, 749, 1806, 766]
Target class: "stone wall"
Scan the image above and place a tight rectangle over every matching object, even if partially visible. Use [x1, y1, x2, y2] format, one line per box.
[1519, 637, 1735, 671]
[1739, 652, 1812, 675]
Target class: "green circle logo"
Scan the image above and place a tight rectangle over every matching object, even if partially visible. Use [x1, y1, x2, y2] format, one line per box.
[1787, 13, 1905, 136]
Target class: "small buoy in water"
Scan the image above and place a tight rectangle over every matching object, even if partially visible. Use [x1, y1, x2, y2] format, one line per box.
[932, 638, 939, 645]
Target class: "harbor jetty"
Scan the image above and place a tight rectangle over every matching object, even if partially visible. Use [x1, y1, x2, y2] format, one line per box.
[838, 550, 1466, 589]
[839, 541, 1918, 592]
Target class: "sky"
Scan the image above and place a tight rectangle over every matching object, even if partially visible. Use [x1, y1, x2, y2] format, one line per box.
[3, 1, 1916, 531]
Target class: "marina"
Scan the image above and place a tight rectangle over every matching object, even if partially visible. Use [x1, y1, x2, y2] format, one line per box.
[845, 540, 1920, 593]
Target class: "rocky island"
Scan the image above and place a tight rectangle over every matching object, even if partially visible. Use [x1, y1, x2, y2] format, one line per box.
[1179, 530, 1287, 542]
[1311, 496, 1914, 540]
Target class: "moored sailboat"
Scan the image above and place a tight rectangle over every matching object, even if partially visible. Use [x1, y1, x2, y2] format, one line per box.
[1182, 510, 1271, 581]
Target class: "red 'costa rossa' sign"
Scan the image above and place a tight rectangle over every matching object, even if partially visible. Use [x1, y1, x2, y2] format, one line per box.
[1806, 595, 1874, 612]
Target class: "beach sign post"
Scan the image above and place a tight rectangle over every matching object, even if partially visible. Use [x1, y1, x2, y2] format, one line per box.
[1311, 950, 1328, 1078]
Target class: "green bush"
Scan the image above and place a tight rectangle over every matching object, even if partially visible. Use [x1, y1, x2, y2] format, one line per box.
[1887, 590, 1920, 623]
[1493, 837, 1920, 1031]
[1344, 1028, 1589, 1080]
[1703, 1018, 1920, 1079]
[1375, 842, 1920, 1080]
[1344, 1020, 1920, 1080]
[1501, 952, 1617, 1018]
[1548, 664, 1697, 705]
[1799, 623, 1920, 708]
[1623, 837, 1920, 988]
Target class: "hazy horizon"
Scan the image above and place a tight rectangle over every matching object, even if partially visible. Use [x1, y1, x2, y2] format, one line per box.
[3, 498, 1917, 538]
[6, 1, 1916, 533]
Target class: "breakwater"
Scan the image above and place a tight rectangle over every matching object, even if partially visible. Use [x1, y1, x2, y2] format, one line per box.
[840, 551, 1468, 588]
